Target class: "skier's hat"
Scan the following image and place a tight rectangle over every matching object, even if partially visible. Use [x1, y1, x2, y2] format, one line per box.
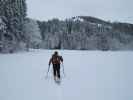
[54, 51, 58, 55]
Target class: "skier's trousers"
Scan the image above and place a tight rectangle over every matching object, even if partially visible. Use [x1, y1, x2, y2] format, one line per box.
[53, 64, 60, 78]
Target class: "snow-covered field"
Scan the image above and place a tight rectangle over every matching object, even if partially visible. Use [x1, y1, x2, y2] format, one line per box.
[0, 49, 133, 100]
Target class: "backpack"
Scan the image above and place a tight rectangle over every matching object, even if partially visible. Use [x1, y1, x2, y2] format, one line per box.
[52, 55, 61, 64]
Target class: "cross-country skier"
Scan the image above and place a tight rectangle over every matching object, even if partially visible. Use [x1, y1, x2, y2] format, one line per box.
[49, 51, 63, 81]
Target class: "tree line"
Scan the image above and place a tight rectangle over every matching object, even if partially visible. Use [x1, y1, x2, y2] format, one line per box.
[0, 0, 133, 53]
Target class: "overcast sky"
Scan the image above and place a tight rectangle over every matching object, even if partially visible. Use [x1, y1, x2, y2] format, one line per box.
[26, 0, 133, 23]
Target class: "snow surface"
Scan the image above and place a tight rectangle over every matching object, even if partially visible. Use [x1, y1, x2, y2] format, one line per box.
[0, 49, 133, 100]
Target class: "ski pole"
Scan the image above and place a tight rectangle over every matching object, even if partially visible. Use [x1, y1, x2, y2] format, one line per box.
[62, 62, 65, 77]
[45, 65, 50, 79]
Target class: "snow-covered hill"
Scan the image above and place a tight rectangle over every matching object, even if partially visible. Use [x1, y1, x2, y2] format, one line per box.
[0, 49, 133, 100]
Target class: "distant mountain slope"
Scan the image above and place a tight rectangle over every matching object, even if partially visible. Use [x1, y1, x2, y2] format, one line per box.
[76, 16, 111, 25]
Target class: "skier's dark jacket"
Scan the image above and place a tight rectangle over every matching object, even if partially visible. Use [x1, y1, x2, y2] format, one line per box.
[49, 54, 63, 65]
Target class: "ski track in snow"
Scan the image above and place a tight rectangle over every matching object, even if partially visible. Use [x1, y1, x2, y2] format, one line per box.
[0, 49, 133, 100]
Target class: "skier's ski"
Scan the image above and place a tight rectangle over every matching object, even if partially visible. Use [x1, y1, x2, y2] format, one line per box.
[54, 78, 61, 85]
[55, 80, 61, 85]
